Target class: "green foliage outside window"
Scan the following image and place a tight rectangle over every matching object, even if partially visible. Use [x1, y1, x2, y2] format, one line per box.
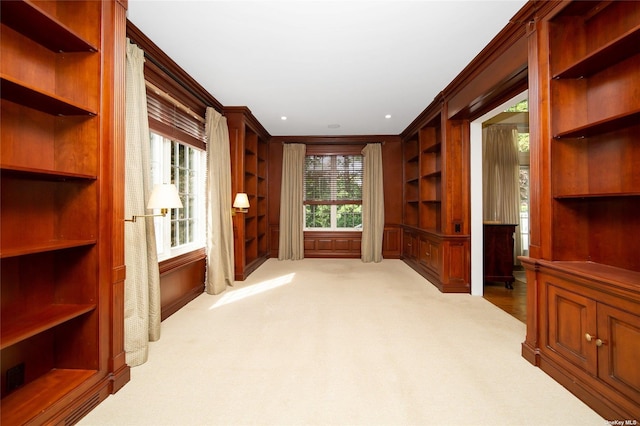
[304, 155, 363, 229]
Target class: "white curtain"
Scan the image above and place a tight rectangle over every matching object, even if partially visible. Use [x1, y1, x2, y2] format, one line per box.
[205, 107, 235, 294]
[278, 143, 306, 260]
[483, 124, 522, 259]
[124, 39, 161, 367]
[361, 143, 385, 263]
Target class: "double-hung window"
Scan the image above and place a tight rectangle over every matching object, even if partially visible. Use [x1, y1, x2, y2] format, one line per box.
[146, 82, 207, 261]
[304, 154, 363, 230]
[150, 132, 206, 260]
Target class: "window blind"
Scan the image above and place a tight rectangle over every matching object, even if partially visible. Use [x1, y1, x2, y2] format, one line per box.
[147, 89, 206, 150]
[304, 155, 363, 204]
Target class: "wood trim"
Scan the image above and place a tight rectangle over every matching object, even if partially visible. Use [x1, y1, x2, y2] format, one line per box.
[223, 106, 271, 139]
[158, 248, 206, 275]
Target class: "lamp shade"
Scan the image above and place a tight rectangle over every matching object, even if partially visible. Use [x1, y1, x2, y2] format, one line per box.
[147, 184, 183, 210]
[233, 193, 250, 209]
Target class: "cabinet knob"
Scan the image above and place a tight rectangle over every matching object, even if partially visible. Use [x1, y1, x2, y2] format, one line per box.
[595, 338, 606, 347]
[585, 333, 594, 342]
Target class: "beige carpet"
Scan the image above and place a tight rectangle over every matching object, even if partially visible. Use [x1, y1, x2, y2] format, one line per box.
[80, 259, 603, 426]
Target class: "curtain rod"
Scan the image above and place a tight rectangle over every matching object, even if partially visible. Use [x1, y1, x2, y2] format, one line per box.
[145, 80, 206, 124]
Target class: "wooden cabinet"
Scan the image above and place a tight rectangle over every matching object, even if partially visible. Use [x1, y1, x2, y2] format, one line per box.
[401, 100, 469, 292]
[525, 261, 640, 420]
[523, 0, 640, 420]
[402, 228, 468, 293]
[226, 107, 270, 280]
[483, 224, 516, 288]
[0, 0, 128, 423]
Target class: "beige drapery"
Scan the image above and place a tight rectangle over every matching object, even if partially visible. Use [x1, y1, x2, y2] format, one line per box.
[124, 39, 161, 367]
[278, 143, 306, 260]
[483, 125, 522, 259]
[361, 143, 385, 263]
[205, 107, 235, 294]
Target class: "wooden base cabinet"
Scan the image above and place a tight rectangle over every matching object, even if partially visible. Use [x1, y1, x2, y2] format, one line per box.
[522, 259, 640, 420]
[402, 227, 469, 293]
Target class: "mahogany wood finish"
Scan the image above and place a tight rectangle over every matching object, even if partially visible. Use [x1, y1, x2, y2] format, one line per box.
[401, 100, 471, 293]
[522, 0, 640, 420]
[226, 107, 271, 280]
[159, 249, 206, 321]
[267, 136, 403, 260]
[483, 224, 517, 288]
[0, 1, 128, 424]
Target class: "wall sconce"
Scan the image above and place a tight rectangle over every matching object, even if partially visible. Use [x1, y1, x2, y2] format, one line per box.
[233, 192, 250, 214]
[125, 184, 183, 222]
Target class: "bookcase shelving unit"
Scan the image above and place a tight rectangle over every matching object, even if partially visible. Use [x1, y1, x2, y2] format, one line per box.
[522, 1, 640, 420]
[0, 0, 129, 424]
[402, 102, 469, 293]
[225, 107, 270, 281]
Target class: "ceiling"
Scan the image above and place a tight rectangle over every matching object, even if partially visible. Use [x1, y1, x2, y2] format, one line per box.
[127, 1, 528, 136]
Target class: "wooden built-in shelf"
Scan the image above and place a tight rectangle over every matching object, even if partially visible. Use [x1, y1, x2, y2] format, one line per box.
[553, 26, 640, 79]
[423, 170, 442, 178]
[0, 239, 96, 258]
[1, 304, 96, 349]
[423, 142, 442, 153]
[0, 368, 97, 425]
[0, 165, 97, 181]
[0, 75, 97, 116]
[0, 0, 97, 53]
[554, 109, 640, 139]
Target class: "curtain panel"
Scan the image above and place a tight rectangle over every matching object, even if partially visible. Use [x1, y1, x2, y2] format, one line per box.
[205, 107, 235, 294]
[361, 143, 385, 263]
[279, 143, 306, 260]
[124, 39, 161, 367]
[482, 124, 522, 259]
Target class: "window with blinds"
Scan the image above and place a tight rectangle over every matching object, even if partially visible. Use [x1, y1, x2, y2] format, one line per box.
[146, 85, 207, 260]
[304, 155, 363, 229]
[146, 89, 206, 150]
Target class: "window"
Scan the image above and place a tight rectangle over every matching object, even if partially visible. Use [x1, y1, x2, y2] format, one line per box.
[304, 154, 363, 230]
[150, 132, 206, 260]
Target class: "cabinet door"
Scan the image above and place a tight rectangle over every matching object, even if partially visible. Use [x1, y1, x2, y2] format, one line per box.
[546, 282, 598, 375]
[419, 237, 440, 274]
[403, 231, 415, 260]
[597, 303, 640, 406]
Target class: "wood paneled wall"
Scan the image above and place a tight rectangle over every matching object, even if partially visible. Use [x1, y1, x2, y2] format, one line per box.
[158, 249, 205, 321]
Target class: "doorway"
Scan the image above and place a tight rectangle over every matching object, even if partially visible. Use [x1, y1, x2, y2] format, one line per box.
[470, 91, 529, 322]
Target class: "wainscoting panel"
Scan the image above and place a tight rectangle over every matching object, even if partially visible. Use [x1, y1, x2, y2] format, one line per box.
[270, 225, 402, 259]
[304, 231, 362, 258]
[159, 249, 205, 320]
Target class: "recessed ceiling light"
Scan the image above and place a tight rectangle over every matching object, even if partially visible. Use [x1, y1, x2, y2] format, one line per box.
[281, 116, 287, 120]
[328, 124, 341, 129]
[385, 114, 392, 119]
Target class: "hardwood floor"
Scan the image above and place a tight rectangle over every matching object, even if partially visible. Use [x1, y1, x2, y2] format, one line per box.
[483, 270, 527, 323]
